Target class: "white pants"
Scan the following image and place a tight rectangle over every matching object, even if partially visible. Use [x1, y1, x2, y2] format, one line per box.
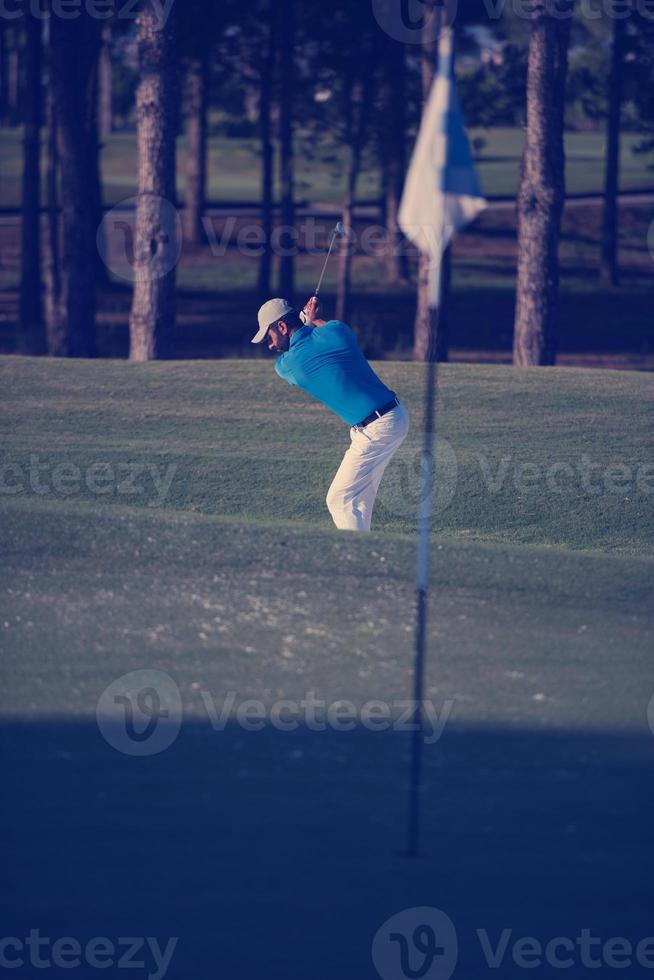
[326, 400, 410, 532]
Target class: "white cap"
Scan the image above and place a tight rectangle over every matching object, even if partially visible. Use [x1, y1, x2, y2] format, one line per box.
[251, 298, 294, 344]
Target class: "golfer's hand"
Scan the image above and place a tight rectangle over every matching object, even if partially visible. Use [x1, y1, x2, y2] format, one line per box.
[303, 296, 323, 326]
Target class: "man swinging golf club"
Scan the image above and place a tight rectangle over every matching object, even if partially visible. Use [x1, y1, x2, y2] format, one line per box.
[251, 293, 409, 532]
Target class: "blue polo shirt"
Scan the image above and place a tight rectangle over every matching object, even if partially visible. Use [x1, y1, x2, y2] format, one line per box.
[274, 321, 395, 426]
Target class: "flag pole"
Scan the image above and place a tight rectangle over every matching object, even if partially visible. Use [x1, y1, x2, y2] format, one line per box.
[406, 353, 439, 857]
[398, 10, 485, 855]
[406, 20, 453, 860]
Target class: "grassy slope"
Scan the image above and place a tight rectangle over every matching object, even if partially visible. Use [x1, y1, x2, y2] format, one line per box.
[1, 358, 652, 552]
[1, 357, 652, 719]
[1, 358, 653, 978]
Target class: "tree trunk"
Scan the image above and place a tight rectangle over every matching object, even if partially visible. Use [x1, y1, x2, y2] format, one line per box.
[19, 9, 45, 355]
[413, 4, 450, 363]
[382, 35, 409, 285]
[88, 54, 109, 287]
[335, 171, 355, 323]
[44, 87, 62, 354]
[129, 0, 178, 361]
[277, 0, 295, 301]
[49, 12, 101, 357]
[257, 0, 276, 300]
[513, 1, 573, 367]
[336, 51, 375, 323]
[183, 51, 208, 245]
[7, 43, 19, 126]
[98, 22, 113, 140]
[600, 14, 624, 287]
[0, 21, 9, 127]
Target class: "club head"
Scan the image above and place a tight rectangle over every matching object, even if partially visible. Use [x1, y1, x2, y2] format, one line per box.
[335, 221, 347, 237]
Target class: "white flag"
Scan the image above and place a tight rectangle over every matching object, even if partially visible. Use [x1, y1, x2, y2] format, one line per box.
[398, 29, 487, 306]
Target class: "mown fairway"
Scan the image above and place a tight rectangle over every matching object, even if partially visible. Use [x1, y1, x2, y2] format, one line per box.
[1, 357, 653, 979]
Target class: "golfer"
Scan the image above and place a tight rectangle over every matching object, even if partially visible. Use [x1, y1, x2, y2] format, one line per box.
[251, 296, 409, 532]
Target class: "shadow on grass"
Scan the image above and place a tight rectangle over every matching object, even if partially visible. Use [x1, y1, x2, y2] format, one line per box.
[2, 719, 652, 979]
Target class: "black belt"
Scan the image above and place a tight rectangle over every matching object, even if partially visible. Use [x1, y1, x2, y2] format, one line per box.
[355, 396, 399, 429]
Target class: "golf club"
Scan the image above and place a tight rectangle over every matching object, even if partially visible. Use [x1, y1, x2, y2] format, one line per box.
[315, 220, 346, 296]
[300, 221, 347, 323]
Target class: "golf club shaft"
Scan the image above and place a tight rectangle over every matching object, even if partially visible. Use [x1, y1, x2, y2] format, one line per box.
[314, 229, 338, 296]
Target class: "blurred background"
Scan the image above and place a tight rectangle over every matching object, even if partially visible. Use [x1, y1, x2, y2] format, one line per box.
[0, 0, 653, 366]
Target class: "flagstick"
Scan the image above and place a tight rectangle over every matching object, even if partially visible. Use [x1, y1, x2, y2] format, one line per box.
[407, 371, 437, 856]
[406, 21, 452, 860]
[400, 14, 484, 854]
[406, 290, 441, 859]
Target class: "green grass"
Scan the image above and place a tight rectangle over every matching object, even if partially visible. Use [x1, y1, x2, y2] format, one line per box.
[470, 126, 654, 197]
[1, 358, 652, 554]
[0, 126, 652, 209]
[0, 357, 652, 722]
[2, 357, 652, 977]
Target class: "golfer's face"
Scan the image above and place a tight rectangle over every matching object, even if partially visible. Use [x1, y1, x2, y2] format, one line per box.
[267, 323, 289, 353]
